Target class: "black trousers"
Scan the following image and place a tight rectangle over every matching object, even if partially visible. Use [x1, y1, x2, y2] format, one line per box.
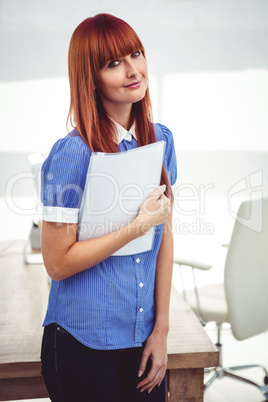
[41, 324, 166, 402]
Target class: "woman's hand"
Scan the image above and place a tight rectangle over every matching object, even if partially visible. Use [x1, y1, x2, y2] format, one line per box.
[134, 185, 171, 235]
[136, 330, 168, 394]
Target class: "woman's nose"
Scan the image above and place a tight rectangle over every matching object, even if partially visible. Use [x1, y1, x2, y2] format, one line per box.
[125, 59, 138, 77]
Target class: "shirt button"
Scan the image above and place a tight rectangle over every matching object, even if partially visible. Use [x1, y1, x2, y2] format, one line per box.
[136, 258, 140, 263]
[138, 308, 144, 313]
[139, 282, 144, 288]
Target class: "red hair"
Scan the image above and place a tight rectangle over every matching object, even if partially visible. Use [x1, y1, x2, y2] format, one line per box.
[67, 14, 172, 198]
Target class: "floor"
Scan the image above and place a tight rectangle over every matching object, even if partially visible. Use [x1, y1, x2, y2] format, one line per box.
[7, 325, 268, 401]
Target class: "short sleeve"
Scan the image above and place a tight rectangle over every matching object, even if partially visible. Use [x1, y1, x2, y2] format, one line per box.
[155, 123, 177, 186]
[41, 134, 91, 223]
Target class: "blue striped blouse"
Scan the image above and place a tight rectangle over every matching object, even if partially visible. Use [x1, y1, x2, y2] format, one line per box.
[41, 123, 177, 350]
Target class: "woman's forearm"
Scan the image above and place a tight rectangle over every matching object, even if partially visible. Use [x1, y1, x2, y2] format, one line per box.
[42, 220, 143, 281]
[136, 205, 174, 392]
[153, 205, 174, 334]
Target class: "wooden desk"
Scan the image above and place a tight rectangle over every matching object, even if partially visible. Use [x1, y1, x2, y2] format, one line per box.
[0, 240, 218, 401]
[166, 287, 218, 401]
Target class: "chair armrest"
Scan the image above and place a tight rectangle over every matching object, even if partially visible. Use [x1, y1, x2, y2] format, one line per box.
[174, 258, 212, 325]
[174, 258, 212, 271]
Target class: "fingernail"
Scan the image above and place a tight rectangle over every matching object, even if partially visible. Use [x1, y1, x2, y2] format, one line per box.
[138, 370, 143, 377]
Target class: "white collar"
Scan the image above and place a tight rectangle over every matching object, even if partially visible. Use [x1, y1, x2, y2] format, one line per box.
[112, 120, 137, 145]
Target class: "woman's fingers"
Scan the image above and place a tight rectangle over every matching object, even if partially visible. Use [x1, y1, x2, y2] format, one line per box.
[137, 362, 166, 393]
[148, 184, 166, 200]
[140, 186, 170, 217]
[137, 349, 150, 379]
[136, 332, 168, 394]
[134, 185, 171, 235]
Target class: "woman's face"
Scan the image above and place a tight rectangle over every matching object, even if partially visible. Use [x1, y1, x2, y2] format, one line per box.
[95, 51, 148, 116]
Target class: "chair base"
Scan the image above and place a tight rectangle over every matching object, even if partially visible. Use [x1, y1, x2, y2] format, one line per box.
[203, 325, 268, 400]
[205, 364, 268, 400]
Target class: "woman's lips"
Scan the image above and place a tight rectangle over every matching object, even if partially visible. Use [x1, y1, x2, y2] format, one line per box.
[125, 81, 141, 89]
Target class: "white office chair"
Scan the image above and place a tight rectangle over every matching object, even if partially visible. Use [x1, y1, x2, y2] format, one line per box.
[174, 198, 268, 400]
[23, 153, 44, 264]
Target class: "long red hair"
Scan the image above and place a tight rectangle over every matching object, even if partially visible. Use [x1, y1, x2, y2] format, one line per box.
[67, 13, 172, 198]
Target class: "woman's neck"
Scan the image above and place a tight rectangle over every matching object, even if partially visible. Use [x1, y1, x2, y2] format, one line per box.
[106, 105, 132, 130]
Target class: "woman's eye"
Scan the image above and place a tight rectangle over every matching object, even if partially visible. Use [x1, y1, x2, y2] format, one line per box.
[108, 60, 120, 68]
[132, 51, 141, 58]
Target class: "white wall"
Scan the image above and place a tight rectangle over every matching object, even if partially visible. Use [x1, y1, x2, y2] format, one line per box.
[1, 0, 268, 153]
[1, 0, 268, 286]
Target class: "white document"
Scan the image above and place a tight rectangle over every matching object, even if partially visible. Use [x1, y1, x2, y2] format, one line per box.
[77, 141, 165, 256]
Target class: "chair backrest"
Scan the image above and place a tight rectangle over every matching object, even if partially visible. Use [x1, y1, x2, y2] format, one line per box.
[224, 198, 268, 340]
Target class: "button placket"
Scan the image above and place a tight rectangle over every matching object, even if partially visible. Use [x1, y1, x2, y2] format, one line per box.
[134, 256, 145, 344]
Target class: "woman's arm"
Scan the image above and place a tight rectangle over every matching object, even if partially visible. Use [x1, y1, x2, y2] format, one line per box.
[42, 185, 170, 281]
[137, 200, 174, 393]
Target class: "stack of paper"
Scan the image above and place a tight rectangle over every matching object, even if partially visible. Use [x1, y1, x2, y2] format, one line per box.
[78, 141, 165, 256]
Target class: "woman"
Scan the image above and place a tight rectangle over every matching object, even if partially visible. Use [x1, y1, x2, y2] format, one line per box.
[41, 13, 177, 402]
